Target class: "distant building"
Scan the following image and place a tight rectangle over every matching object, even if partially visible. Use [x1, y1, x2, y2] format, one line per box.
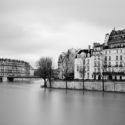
[0, 58, 30, 77]
[30, 66, 35, 76]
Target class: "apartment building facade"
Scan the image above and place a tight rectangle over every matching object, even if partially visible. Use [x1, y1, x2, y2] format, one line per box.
[0, 58, 30, 77]
[74, 29, 125, 80]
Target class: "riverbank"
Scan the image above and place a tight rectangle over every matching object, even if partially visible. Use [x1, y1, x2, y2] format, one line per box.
[47, 80, 125, 92]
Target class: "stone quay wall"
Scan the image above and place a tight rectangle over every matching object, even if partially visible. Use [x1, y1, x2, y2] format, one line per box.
[47, 80, 125, 92]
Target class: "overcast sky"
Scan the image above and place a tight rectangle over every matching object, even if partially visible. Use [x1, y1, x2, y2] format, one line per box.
[0, 0, 125, 68]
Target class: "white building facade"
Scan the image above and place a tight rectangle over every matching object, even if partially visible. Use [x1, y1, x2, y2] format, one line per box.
[92, 43, 103, 80]
[74, 29, 125, 80]
[74, 48, 94, 80]
[102, 29, 125, 80]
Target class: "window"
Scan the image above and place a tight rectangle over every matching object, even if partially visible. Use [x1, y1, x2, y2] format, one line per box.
[87, 73, 89, 79]
[120, 76, 122, 80]
[116, 56, 118, 60]
[120, 55, 122, 60]
[116, 62, 118, 67]
[109, 56, 111, 61]
[105, 56, 107, 61]
[87, 59, 89, 64]
[105, 62, 107, 67]
[87, 66, 89, 71]
[120, 61, 122, 67]
[94, 62, 96, 67]
[109, 62, 111, 67]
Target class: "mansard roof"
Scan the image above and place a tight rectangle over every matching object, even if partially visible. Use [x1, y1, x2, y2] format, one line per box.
[108, 29, 125, 45]
[75, 49, 93, 58]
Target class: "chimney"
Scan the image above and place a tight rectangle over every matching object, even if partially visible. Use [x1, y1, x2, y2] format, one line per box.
[88, 45, 91, 51]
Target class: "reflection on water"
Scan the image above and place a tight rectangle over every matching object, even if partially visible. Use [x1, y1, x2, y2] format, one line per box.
[0, 80, 125, 125]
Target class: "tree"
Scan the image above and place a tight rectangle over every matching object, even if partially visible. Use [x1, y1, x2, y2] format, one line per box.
[47, 58, 53, 88]
[63, 53, 70, 89]
[36, 57, 53, 88]
[101, 54, 106, 92]
[79, 58, 86, 90]
[102, 64, 105, 92]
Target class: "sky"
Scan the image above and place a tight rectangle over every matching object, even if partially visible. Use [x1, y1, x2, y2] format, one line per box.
[0, 0, 125, 68]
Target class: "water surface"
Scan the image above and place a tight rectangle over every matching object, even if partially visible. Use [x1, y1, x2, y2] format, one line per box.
[0, 80, 125, 125]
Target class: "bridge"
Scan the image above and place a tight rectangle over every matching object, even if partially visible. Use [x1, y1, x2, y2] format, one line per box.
[1, 76, 41, 82]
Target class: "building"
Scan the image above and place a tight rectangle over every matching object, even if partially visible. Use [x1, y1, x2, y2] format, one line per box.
[92, 43, 103, 80]
[74, 49, 87, 79]
[58, 28, 125, 81]
[74, 46, 93, 80]
[102, 29, 125, 80]
[58, 52, 66, 79]
[58, 48, 77, 79]
[30, 66, 35, 76]
[0, 58, 31, 78]
[74, 28, 125, 80]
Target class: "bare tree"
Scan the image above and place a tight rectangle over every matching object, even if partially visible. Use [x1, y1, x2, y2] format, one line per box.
[79, 58, 86, 90]
[63, 52, 71, 89]
[47, 59, 53, 88]
[102, 64, 105, 92]
[36, 57, 53, 88]
[63, 55, 69, 89]
[101, 54, 106, 92]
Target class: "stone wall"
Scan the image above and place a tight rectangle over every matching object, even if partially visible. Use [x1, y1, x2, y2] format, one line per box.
[47, 80, 125, 92]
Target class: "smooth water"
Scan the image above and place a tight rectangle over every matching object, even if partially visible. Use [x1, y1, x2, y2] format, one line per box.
[0, 80, 125, 125]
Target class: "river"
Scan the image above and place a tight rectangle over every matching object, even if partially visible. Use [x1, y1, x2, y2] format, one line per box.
[0, 80, 125, 125]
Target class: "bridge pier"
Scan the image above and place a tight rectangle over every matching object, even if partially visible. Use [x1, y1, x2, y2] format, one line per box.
[7, 77, 14, 82]
[0, 77, 2, 82]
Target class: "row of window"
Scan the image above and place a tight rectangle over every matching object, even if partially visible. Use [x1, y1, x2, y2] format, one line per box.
[105, 49, 123, 54]
[94, 56, 100, 60]
[104, 61, 123, 67]
[77, 65, 89, 71]
[105, 55, 123, 61]
[94, 61, 124, 67]
[94, 68, 101, 73]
